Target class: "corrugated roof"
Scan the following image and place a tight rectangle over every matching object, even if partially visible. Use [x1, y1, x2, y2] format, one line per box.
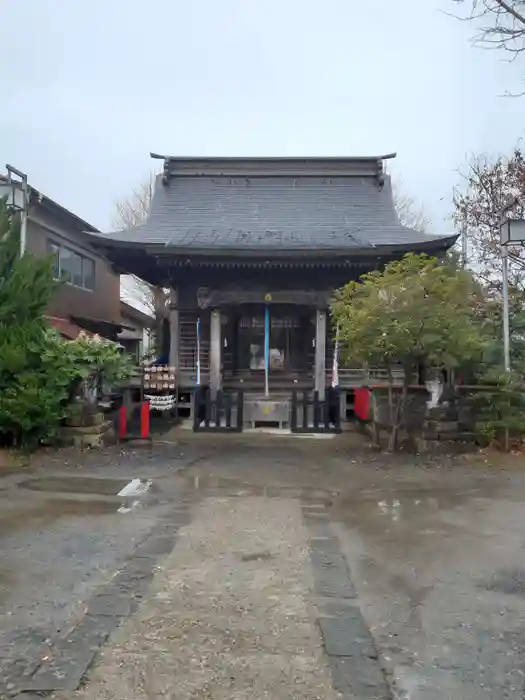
[92, 156, 453, 253]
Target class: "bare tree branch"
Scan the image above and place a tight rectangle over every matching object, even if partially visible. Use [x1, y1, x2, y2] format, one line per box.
[490, 0, 525, 27]
[113, 172, 156, 230]
[114, 173, 169, 342]
[453, 147, 525, 290]
[391, 177, 431, 233]
[451, 0, 525, 55]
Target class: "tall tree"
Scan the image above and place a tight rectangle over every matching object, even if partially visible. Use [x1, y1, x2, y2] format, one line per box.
[391, 178, 430, 233]
[453, 147, 525, 289]
[452, 1, 525, 56]
[453, 147, 525, 378]
[114, 173, 169, 355]
[114, 173, 155, 231]
[0, 200, 70, 445]
[386, 168, 431, 233]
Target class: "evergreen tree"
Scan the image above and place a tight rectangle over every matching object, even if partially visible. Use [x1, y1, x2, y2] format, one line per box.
[0, 199, 64, 446]
[332, 254, 485, 450]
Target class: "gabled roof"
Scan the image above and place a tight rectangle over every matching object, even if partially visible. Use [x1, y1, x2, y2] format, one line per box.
[88, 155, 456, 256]
[1, 170, 100, 235]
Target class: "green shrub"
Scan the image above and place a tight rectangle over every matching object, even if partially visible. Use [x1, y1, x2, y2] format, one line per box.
[469, 368, 525, 448]
[0, 200, 133, 448]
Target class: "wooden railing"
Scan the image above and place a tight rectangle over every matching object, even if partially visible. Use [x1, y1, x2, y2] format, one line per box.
[166, 368, 412, 389]
[326, 368, 411, 387]
[124, 367, 414, 390]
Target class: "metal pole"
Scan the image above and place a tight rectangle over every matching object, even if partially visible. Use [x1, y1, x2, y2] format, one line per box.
[502, 244, 511, 372]
[195, 317, 201, 387]
[498, 196, 520, 374]
[6, 165, 29, 257]
[461, 223, 468, 267]
[264, 305, 270, 398]
[20, 174, 28, 257]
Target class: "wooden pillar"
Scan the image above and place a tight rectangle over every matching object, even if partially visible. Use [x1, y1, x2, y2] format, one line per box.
[314, 309, 326, 400]
[168, 288, 179, 369]
[210, 309, 222, 398]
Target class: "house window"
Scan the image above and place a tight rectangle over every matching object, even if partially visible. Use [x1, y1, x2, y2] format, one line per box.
[47, 242, 60, 279]
[83, 257, 95, 290]
[47, 240, 95, 291]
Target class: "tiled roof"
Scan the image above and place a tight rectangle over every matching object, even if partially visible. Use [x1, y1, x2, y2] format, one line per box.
[92, 157, 454, 253]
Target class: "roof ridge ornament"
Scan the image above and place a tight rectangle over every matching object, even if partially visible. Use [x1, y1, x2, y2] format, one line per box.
[149, 152, 397, 181]
[376, 158, 386, 189]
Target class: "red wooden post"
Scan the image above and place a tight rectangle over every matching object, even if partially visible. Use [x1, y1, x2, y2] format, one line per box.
[140, 401, 150, 439]
[118, 405, 127, 439]
[354, 387, 370, 420]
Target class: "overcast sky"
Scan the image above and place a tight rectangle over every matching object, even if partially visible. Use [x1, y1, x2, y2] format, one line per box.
[1, 0, 524, 234]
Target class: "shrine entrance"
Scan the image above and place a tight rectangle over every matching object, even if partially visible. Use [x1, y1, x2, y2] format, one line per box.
[233, 304, 314, 378]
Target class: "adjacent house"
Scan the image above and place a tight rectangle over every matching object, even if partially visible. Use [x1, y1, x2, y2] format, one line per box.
[118, 301, 154, 363]
[1, 170, 127, 340]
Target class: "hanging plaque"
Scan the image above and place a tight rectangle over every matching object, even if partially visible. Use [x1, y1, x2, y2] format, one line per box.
[143, 365, 176, 390]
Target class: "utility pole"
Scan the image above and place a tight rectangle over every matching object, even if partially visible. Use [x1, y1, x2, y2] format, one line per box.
[461, 223, 468, 267]
[499, 195, 524, 373]
[5, 165, 29, 257]
[501, 244, 511, 372]
[20, 174, 28, 257]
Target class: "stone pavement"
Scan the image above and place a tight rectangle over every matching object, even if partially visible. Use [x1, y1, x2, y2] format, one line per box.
[7, 438, 525, 699]
[41, 495, 389, 699]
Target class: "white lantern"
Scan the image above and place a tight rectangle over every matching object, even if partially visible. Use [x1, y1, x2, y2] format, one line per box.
[500, 218, 525, 245]
[0, 183, 25, 211]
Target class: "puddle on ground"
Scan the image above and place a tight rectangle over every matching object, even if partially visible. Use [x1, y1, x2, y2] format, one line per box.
[18, 476, 132, 496]
[14, 476, 158, 521]
[0, 498, 118, 535]
[332, 487, 478, 527]
[117, 478, 153, 513]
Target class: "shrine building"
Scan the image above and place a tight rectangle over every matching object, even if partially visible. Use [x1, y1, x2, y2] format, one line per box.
[86, 153, 456, 424]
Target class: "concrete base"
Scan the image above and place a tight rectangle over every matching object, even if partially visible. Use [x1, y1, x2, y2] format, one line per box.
[177, 419, 337, 438]
[57, 422, 115, 448]
[244, 398, 291, 429]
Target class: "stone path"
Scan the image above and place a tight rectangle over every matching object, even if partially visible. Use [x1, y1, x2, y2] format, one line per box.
[41, 495, 389, 699]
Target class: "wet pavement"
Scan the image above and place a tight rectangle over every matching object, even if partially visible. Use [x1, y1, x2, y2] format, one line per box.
[332, 488, 525, 698]
[1, 435, 525, 697]
[0, 446, 195, 696]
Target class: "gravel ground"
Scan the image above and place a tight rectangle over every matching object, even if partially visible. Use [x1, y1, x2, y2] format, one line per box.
[56, 496, 340, 700]
[3, 433, 525, 698]
[178, 435, 525, 699]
